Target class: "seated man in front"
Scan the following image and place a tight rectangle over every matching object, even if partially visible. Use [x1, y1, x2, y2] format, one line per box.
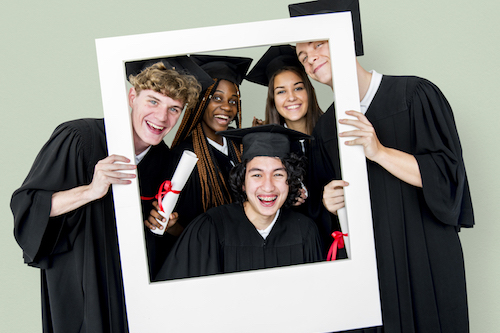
[155, 125, 323, 281]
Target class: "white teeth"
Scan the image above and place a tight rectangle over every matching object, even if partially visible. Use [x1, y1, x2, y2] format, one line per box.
[215, 115, 229, 120]
[286, 105, 300, 110]
[147, 121, 164, 130]
[258, 196, 277, 202]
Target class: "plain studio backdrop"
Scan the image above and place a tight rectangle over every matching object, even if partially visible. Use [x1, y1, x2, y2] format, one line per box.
[1, 0, 497, 332]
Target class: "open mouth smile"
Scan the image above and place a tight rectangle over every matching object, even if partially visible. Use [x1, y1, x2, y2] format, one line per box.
[285, 104, 301, 111]
[146, 120, 165, 132]
[214, 114, 231, 123]
[258, 195, 278, 207]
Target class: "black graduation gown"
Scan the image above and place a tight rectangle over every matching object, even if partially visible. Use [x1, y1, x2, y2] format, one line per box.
[290, 138, 313, 217]
[309, 76, 474, 333]
[155, 203, 323, 281]
[10, 118, 172, 333]
[169, 137, 238, 229]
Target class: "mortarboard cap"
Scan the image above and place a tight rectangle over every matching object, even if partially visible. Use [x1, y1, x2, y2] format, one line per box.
[217, 124, 312, 160]
[245, 45, 304, 87]
[191, 55, 253, 86]
[125, 56, 214, 91]
[288, 0, 364, 56]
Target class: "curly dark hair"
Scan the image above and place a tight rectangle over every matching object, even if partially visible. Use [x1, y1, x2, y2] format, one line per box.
[229, 153, 306, 208]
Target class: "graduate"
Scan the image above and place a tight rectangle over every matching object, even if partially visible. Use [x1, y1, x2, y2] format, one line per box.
[246, 45, 323, 214]
[144, 55, 252, 238]
[155, 125, 323, 281]
[289, 0, 474, 332]
[246, 44, 323, 138]
[10, 58, 202, 333]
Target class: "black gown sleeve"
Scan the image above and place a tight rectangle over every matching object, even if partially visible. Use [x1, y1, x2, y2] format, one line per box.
[11, 119, 99, 267]
[409, 78, 474, 227]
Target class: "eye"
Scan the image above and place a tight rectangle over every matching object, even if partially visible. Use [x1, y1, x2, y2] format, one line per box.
[149, 99, 158, 105]
[274, 172, 286, 178]
[315, 42, 323, 49]
[300, 55, 307, 64]
[295, 86, 304, 92]
[229, 99, 237, 105]
[276, 89, 286, 95]
[250, 173, 262, 178]
[169, 107, 181, 114]
[212, 95, 222, 102]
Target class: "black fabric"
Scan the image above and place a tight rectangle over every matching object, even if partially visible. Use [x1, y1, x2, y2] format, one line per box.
[309, 75, 473, 332]
[245, 45, 303, 86]
[218, 124, 312, 160]
[125, 55, 213, 91]
[169, 137, 238, 230]
[288, 0, 364, 56]
[155, 203, 323, 281]
[11, 118, 173, 333]
[190, 55, 252, 86]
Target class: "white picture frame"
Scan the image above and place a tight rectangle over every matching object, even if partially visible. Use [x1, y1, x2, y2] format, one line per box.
[95, 12, 381, 333]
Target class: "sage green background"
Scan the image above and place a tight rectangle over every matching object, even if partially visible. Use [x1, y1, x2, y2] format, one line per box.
[1, 0, 497, 332]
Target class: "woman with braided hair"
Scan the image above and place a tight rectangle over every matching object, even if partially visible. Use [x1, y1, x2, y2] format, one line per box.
[144, 55, 252, 240]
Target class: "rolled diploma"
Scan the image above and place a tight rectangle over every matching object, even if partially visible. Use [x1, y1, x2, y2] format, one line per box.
[151, 150, 198, 235]
[337, 207, 350, 258]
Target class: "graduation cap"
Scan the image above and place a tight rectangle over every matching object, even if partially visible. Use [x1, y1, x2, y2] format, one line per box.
[190, 55, 253, 86]
[288, 0, 364, 56]
[125, 56, 214, 91]
[217, 124, 312, 160]
[245, 45, 304, 87]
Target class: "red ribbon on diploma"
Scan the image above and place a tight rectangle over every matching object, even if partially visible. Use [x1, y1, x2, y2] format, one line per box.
[140, 180, 180, 213]
[327, 231, 348, 261]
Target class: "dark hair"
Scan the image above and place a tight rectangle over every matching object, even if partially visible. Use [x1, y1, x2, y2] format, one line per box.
[171, 79, 242, 211]
[229, 153, 306, 208]
[264, 66, 323, 135]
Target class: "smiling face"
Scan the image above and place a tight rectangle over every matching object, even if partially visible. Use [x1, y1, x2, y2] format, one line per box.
[129, 88, 184, 154]
[296, 40, 333, 88]
[202, 79, 239, 145]
[243, 156, 289, 225]
[273, 70, 309, 129]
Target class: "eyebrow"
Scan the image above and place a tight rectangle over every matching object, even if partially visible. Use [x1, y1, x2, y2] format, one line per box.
[296, 42, 313, 58]
[215, 89, 238, 98]
[274, 81, 305, 91]
[248, 167, 286, 173]
[146, 94, 161, 101]
[147, 94, 183, 109]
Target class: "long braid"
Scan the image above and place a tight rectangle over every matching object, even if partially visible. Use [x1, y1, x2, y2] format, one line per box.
[172, 79, 243, 212]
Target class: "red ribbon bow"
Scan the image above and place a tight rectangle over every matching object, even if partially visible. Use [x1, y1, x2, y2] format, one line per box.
[140, 180, 180, 213]
[326, 231, 348, 261]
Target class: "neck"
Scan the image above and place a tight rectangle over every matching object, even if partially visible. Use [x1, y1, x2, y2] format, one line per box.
[356, 60, 372, 101]
[201, 122, 223, 145]
[243, 202, 275, 230]
[133, 134, 149, 155]
[285, 118, 308, 135]
[327, 60, 372, 102]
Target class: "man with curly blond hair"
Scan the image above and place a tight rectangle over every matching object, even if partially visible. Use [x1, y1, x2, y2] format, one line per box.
[11, 59, 201, 333]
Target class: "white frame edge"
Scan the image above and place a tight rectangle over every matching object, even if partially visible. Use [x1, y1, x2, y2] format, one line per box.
[95, 12, 381, 333]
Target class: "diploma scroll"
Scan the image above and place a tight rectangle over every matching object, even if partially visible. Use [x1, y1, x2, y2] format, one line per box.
[151, 150, 198, 235]
[338, 207, 351, 258]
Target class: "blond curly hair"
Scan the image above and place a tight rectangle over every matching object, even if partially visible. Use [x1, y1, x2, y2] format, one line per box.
[128, 62, 201, 108]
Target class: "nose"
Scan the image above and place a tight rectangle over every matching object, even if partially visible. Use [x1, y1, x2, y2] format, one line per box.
[156, 106, 170, 122]
[288, 91, 297, 101]
[220, 99, 235, 112]
[220, 101, 230, 111]
[307, 52, 318, 65]
[262, 175, 275, 192]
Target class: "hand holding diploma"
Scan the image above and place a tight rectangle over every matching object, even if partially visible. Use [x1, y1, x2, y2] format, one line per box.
[148, 150, 198, 235]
